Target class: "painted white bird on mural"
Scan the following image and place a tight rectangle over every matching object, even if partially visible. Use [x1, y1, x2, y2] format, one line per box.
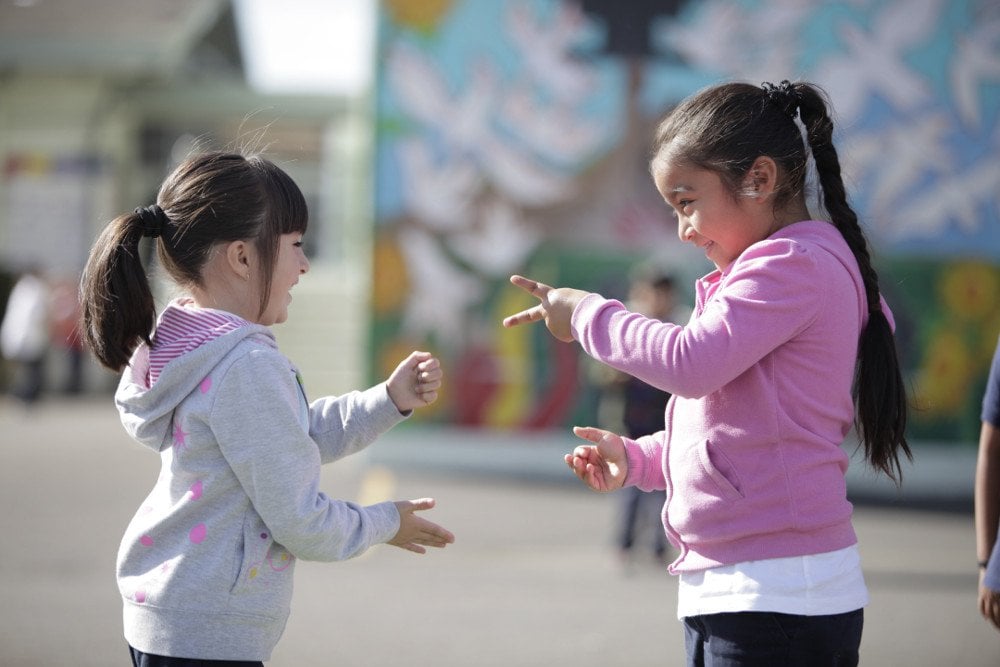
[389, 40, 574, 206]
[498, 85, 606, 166]
[812, 0, 941, 120]
[891, 155, 998, 240]
[951, 18, 1000, 130]
[398, 139, 481, 232]
[397, 226, 484, 347]
[844, 111, 953, 219]
[447, 199, 542, 278]
[505, 0, 595, 103]
[659, 0, 808, 82]
[388, 43, 499, 154]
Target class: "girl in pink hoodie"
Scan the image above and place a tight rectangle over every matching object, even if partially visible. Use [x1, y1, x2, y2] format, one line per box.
[504, 80, 910, 667]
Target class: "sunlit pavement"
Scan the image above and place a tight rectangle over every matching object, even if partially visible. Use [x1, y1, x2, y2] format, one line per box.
[2, 397, 997, 666]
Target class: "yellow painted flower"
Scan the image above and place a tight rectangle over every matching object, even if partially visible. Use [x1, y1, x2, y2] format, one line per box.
[913, 329, 975, 416]
[939, 261, 1000, 322]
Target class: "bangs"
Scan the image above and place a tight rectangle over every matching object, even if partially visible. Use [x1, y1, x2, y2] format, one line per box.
[251, 156, 309, 236]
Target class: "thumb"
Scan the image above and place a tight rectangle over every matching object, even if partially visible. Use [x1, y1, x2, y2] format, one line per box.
[399, 498, 436, 513]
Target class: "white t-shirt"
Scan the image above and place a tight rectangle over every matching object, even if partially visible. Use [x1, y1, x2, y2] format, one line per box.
[677, 545, 869, 619]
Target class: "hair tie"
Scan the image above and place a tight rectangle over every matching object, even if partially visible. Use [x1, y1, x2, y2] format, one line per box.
[134, 205, 169, 239]
[761, 80, 801, 120]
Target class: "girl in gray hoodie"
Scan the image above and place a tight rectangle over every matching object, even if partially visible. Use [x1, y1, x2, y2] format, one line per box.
[81, 151, 455, 665]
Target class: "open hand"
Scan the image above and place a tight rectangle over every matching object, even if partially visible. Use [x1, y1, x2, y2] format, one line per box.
[389, 498, 455, 554]
[501, 275, 590, 343]
[565, 426, 628, 492]
[980, 574, 1000, 631]
[387, 351, 442, 412]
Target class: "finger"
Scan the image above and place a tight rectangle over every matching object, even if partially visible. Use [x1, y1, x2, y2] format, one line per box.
[417, 359, 441, 376]
[572, 425, 608, 444]
[413, 520, 454, 544]
[502, 306, 546, 329]
[417, 368, 442, 385]
[401, 542, 427, 555]
[509, 274, 551, 297]
[417, 377, 442, 393]
[415, 531, 454, 547]
[584, 463, 605, 491]
[406, 497, 436, 511]
[418, 390, 439, 405]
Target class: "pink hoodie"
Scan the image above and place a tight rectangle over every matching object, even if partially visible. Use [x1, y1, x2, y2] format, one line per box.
[571, 220, 892, 573]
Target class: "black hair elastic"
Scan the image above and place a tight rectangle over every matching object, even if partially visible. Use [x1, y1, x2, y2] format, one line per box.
[135, 205, 169, 239]
[761, 80, 801, 120]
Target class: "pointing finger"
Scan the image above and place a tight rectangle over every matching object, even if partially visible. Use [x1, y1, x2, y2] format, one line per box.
[510, 274, 551, 297]
[572, 426, 606, 444]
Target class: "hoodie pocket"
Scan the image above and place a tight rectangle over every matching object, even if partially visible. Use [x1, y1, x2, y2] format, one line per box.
[697, 439, 744, 500]
[231, 512, 272, 594]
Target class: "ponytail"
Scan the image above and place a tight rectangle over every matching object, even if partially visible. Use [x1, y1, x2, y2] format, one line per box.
[796, 83, 912, 483]
[80, 210, 156, 371]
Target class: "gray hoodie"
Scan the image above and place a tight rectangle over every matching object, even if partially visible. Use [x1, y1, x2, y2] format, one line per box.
[115, 300, 405, 661]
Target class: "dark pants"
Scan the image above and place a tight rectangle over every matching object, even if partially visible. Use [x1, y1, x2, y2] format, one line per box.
[683, 609, 864, 667]
[129, 646, 263, 667]
[10, 356, 44, 404]
[619, 486, 668, 556]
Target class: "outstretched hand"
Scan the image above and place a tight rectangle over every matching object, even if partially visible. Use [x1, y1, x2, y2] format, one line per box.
[389, 498, 455, 555]
[501, 275, 590, 343]
[565, 426, 628, 492]
[386, 351, 442, 413]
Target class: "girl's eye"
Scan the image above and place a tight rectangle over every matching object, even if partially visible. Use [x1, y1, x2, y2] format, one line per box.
[678, 200, 693, 209]
[293, 240, 304, 248]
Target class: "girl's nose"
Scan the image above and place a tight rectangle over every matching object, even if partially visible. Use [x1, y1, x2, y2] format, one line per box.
[300, 255, 310, 274]
[677, 218, 695, 243]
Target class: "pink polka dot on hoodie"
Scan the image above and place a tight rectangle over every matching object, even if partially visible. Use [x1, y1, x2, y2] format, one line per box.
[140, 535, 154, 547]
[189, 480, 203, 501]
[189, 523, 207, 544]
[199, 376, 212, 393]
[134, 589, 147, 604]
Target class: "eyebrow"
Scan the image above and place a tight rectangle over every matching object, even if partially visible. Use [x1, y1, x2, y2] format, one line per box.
[666, 184, 695, 201]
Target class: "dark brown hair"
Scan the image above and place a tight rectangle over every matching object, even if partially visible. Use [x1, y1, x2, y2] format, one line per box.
[650, 81, 911, 482]
[80, 151, 308, 371]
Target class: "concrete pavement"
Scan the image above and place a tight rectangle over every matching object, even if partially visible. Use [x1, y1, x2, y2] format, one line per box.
[1, 396, 997, 666]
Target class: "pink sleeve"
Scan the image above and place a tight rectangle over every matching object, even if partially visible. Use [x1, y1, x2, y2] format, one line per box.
[570, 240, 823, 398]
[623, 433, 666, 491]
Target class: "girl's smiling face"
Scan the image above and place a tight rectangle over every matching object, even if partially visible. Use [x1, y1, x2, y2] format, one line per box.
[653, 158, 764, 271]
[259, 233, 310, 325]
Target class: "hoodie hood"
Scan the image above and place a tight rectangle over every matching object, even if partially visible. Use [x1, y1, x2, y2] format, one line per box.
[115, 300, 275, 451]
[770, 220, 895, 331]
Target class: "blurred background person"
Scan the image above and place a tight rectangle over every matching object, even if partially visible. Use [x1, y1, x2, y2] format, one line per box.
[594, 273, 691, 570]
[0, 265, 51, 406]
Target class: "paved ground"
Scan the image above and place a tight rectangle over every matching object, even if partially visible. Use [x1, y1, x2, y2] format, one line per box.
[1, 397, 998, 666]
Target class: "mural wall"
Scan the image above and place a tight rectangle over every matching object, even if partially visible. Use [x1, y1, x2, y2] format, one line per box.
[371, 0, 1000, 444]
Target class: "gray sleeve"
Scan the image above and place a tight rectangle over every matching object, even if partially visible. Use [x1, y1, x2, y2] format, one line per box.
[211, 347, 400, 561]
[307, 382, 408, 464]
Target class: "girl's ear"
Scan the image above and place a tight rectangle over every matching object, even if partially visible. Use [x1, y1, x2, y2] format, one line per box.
[744, 156, 779, 200]
[224, 240, 251, 280]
